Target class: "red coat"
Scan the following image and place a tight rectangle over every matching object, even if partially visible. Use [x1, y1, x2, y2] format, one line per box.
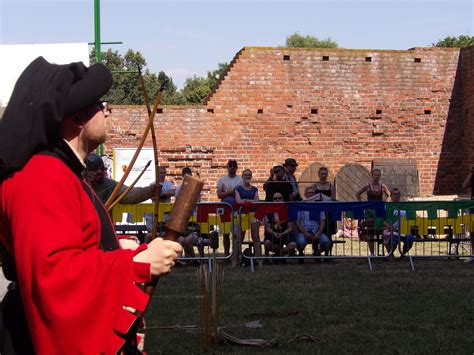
[0, 154, 151, 354]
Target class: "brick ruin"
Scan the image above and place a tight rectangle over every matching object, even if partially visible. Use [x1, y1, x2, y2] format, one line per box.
[106, 46, 474, 200]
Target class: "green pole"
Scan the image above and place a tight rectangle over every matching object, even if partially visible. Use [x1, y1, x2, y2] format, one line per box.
[94, 0, 104, 156]
[94, 0, 101, 64]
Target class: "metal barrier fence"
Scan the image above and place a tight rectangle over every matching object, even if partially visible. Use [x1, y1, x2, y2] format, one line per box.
[112, 200, 474, 271]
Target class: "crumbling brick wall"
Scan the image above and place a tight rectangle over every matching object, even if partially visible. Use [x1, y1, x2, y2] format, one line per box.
[106, 46, 473, 200]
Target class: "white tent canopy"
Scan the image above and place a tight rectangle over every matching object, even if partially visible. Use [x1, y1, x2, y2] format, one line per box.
[0, 43, 89, 107]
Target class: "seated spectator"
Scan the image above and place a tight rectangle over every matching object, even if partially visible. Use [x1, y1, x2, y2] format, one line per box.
[382, 188, 414, 257]
[144, 166, 175, 239]
[158, 166, 176, 202]
[263, 192, 296, 261]
[295, 186, 331, 263]
[264, 165, 294, 202]
[235, 169, 262, 265]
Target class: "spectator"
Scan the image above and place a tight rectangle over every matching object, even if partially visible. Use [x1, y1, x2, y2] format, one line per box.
[175, 167, 193, 198]
[284, 158, 301, 201]
[314, 166, 336, 237]
[314, 166, 335, 200]
[295, 186, 331, 263]
[216, 159, 243, 257]
[382, 188, 414, 257]
[263, 192, 296, 262]
[157, 166, 175, 202]
[462, 168, 474, 263]
[355, 168, 391, 202]
[262, 167, 274, 194]
[356, 168, 391, 255]
[174, 167, 204, 265]
[264, 165, 294, 202]
[235, 169, 262, 265]
[86, 153, 157, 205]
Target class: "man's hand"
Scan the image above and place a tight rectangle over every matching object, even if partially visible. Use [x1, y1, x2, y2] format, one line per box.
[133, 237, 182, 276]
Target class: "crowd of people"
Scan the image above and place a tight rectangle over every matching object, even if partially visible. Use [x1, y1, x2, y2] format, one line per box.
[85, 153, 425, 266]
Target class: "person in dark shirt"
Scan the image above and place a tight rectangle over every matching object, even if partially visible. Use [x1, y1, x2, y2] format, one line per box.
[264, 165, 294, 201]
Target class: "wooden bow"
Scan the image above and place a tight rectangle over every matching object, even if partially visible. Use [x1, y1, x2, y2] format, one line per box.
[104, 80, 167, 210]
[136, 64, 163, 238]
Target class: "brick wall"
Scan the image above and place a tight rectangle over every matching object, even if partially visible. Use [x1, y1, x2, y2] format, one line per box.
[106, 46, 473, 200]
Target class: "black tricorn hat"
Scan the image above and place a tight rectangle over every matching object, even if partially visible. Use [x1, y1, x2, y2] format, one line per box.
[0, 57, 113, 180]
[63, 60, 113, 117]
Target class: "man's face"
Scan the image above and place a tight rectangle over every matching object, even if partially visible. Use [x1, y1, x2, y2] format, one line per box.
[86, 166, 105, 185]
[285, 163, 297, 174]
[227, 162, 238, 175]
[81, 102, 110, 152]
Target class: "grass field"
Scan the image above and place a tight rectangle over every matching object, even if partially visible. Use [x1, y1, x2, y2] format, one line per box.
[143, 259, 474, 354]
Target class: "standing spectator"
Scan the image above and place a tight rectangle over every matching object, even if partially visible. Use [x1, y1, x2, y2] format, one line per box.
[355, 168, 391, 202]
[284, 158, 301, 201]
[262, 167, 274, 195]
[264, 165, 294, 202]
[216, 159, 243, 257]
[314, 166, 335, 200]
[356, 168, 391, 255]
[314, 166, 336, 237]
[86, 153, 157, 205]
[235, 169, 262, 265]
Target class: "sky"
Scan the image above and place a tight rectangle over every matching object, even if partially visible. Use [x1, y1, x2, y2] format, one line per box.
[1, 0, 473, 88]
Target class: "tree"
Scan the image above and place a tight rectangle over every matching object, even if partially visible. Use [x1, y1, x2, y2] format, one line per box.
[180, 63, 229, 104]
[432, 35, 474, 48]
[285, 32, 338, 48]
[89, 48, 180, 105]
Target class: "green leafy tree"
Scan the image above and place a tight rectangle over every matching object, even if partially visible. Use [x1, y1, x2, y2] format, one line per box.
[180, 63, 229, 104]
[285, 32, 338, 48]
[432, 35, 474, 48]
[89, 48, 180, 105]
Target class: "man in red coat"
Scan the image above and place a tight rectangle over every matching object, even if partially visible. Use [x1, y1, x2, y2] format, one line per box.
[0, 57, 182, 354]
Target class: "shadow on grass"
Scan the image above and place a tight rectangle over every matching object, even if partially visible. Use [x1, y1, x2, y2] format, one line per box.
[144, 260, 474, 354]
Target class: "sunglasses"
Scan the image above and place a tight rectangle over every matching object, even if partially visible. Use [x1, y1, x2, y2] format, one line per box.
[228, 164, 237, 168]
[97, 101, 112, 114]
[273, 197, 283, 201]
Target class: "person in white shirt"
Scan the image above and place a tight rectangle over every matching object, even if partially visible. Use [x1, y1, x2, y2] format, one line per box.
[216, 159, 243, 258]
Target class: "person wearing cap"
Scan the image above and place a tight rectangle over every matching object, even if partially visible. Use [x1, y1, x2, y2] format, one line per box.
[283, 158, 302, 201]
[216, 159, 243, 257]
[0, 57, 182, 354]
[86, 153, 158, 205]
